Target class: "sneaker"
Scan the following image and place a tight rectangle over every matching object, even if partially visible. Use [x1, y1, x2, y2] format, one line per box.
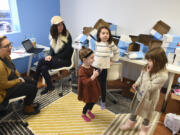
[81, 114, 91, 122]
[40, 88, 48, 95]
[120, 119, 136, 130]
[0, 110, 8, 118]
[139, 125, 150, 135]
[41, 86, 55, 95]
[100, 102, 106, 110]
[87, 111, 95, 119]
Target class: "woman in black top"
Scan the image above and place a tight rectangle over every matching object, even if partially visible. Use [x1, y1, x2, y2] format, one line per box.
[34, 16, 73, 95]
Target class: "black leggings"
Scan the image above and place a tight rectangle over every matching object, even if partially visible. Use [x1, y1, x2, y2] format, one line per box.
[33, 57, 70, 88]
[82, 103, 95, 114]
[98, 69, 107, 102]
[2, 78, 38, 106]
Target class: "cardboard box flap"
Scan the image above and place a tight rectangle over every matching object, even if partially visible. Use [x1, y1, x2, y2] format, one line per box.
[153, 20, 170, 35]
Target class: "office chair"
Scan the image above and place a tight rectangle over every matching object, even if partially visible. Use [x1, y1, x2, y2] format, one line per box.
[42, 50, 75, 96]
[107, 62, 123, 104]
[0, 96, 28, 127]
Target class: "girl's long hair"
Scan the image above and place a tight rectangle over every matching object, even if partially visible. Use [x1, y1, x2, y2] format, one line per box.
[144, 47, 168, 74]
[96, 26, 112, 44]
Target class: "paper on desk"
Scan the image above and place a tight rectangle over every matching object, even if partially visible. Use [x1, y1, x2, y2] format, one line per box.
[12, 49, 26, 54]
[11, 53, 22, 59]
[11, 49, 29, 59]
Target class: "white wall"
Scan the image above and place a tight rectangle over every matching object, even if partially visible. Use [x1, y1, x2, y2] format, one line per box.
[60, 0, 179, 83]
[61, 0, 180, 40]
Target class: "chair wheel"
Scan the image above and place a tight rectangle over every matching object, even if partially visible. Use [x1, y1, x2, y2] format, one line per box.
[112, 100, 117, 104]
[59, 93, 63, 97]
[18, 99, 23, 104]
[22, 122, 28, 127]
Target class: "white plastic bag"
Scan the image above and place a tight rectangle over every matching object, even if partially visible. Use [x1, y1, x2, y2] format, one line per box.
[164, 113, 180, 135]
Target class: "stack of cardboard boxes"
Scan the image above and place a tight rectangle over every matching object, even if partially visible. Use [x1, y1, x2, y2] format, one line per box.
[162, 34, 180, 65]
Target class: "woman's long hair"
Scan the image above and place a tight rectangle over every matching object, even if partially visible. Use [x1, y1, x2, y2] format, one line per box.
[50, 22, 67, 41]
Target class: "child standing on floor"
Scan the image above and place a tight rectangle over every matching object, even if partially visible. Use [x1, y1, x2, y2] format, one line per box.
[78, 46, 101, 122]
[93, 26, 119, 110]
[120, 47, 168, 135]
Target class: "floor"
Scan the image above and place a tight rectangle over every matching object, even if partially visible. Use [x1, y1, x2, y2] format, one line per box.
[72, 74, 174, 135]
[29, 71, 174, 135]
[106, 79, 173, 135]
[153, 114, 173, 135]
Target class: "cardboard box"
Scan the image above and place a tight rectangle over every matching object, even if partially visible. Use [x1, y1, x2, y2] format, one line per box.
[88, 29, 97, 51]
[94, 19, 110, 30]
[152, 20, 170, 35]
[162, 41, 177, 48]
[173, 55, 180, 66]
[118, 35, 132, 50]
[129, 35, 139, 42]
[175, 47, 180, 54]
[128, 35, 150, 52]
[128, 51, 144, 59]
[109, 23, 117, 31]
[118, 40, 130, 50]
[128, 42, 140, 51]
[163, 47, 176, 56]
[119, 48, 127, 57]
[167, 53, 175, 64]
[164, 34, 180, 43]
[83, 27, 93, 36]
[150, 29, 163, 40]
[149, 39, 162, 49]
[138, 34, 154, 46]
[112, 37, 119, 45]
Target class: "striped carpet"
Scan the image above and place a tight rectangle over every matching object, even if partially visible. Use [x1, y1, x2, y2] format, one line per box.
[26, 92, 115, 135]
[0, 81, 71, 135]
[103, 112, 161, 135]
[0, 121, 33, 135]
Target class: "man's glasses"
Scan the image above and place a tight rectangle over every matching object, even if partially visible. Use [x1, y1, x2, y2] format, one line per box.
[0, 42, 13, 49]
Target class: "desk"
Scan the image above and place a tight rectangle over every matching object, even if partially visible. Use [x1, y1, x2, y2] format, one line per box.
[11, 44, 50, 76]
[119, 56, 180, 103]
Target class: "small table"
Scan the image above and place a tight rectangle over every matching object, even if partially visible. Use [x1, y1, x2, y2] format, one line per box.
[165, 93, 180, 114]
[11, 44, 50, 76]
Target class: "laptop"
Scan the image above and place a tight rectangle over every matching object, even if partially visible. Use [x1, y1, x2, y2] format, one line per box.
[22, 39, 44, 54]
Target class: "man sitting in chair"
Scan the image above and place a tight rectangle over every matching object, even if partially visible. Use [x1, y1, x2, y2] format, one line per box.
[0, 36, 40, 115]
